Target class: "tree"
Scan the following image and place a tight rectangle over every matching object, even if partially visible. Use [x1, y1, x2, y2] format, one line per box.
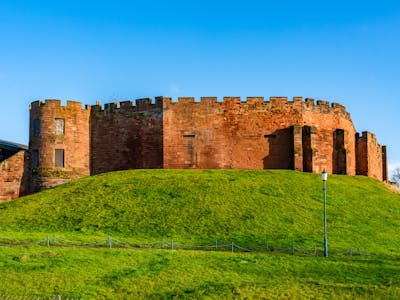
[391, 167, 400, 186]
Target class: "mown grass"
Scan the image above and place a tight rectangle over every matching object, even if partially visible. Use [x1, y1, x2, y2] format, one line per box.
[1, 246, 400, 299]
[1, 170, 400, 298]
[0, 170, 399, 253]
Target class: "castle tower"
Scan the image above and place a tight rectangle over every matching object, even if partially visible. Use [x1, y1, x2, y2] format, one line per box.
[356, 131, 387, 181]
[29, 100, 90, 191]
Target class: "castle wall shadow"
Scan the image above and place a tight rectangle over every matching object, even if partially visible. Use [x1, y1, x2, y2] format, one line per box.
[263, 127, 294, 170]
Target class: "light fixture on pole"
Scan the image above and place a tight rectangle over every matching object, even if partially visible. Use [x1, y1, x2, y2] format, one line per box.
[322, 169, 328, 257]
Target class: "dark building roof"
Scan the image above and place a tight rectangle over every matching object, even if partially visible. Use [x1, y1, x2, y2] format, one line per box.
[0, 139, 28, 151]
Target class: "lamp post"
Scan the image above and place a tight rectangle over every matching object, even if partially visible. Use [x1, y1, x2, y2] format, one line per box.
[322, 169, 328, 257]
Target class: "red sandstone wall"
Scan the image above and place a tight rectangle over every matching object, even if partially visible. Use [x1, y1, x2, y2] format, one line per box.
[163, 96, 357, 175]
[356, 131, 384, 180]
[163, 96, 303, 169]
[29, 100, 90, 191]
[356, 133, 368, 176]
[0, 151, 29, 201]
[302, 100, 356, 175]
[368, 140, 383, 181]
[90, 99, 163, 175]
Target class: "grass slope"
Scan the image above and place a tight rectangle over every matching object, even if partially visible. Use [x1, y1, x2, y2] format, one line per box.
[0, 170, 399, 253]
[1, 246, 400, 299]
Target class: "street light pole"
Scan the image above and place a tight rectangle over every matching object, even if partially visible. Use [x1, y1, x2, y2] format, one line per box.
[322, 169, 328, 257]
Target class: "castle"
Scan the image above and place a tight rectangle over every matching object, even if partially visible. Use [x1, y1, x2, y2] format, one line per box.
[0, 96, 388, 201]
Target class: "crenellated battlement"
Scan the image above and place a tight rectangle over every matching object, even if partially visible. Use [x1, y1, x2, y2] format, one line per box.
[29, 96, 351, 119]
[29, 99, 88, 111]
[316, 100, 329, 107]
[160, 96, 349, 118]
[357, 131, 376, 141]
[357, 131, 381, 147]
[246, 97, 264, 104]
[269, 96, 288, 106]
[200, 97, 218, 104]
[162, 95, 345, 107]
[89, 98, 163, 113]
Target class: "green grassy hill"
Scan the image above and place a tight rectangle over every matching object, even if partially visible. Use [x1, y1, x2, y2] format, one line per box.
[1, 170, 399, 254]
[1, 170, 400, 298]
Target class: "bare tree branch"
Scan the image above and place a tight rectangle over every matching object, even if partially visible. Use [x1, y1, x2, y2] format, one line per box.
[391, 167, 400, 185]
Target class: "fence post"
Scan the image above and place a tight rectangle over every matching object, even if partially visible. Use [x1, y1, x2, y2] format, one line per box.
[291, 241, 295, 255]
[108, 236, 112, 248]
[53, 234, 57, 244]
[171, 240, 174, 250]
[314, 244, 317, 256]
[215, 240, 218, 250]
[46, 236, 50, 247]
[162, 238, 165, 248]
[231, 242, 234, 253]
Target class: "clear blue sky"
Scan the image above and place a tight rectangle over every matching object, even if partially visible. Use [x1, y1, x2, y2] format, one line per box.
[1, 0, 399, 175]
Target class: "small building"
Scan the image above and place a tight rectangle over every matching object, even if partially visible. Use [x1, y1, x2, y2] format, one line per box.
[0, 139, 29, 201]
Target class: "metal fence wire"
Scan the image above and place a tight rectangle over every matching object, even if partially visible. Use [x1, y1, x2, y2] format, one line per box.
[0, 295, 81, 300]
[0, 235, 395, 258]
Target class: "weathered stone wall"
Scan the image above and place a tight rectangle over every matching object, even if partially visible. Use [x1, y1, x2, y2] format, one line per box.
[301, 99, 356, 175]
[163, 96, 301, 169]
[356, 131, 385, 180]
[90, 99, 163, 175]
[29, 100, 90, 191]
[0, 150, 29, 201]
[163, 96, 357, 175]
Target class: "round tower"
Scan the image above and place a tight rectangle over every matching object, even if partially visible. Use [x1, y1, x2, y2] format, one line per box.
[29, 99, 90, 192]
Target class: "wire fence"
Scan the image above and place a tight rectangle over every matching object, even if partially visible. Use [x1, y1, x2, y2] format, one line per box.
[0, 234, 396, 258]
[0, 295, 80, 300]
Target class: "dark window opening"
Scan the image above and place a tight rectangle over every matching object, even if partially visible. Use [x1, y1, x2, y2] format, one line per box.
[333, 129, 346, 174]
[264, 134, 277, 138]
[302, 126, 312, 172]
[55, 149, 64, 168]
[33, 119, 40, 137]
[32, 150, 39, 169]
